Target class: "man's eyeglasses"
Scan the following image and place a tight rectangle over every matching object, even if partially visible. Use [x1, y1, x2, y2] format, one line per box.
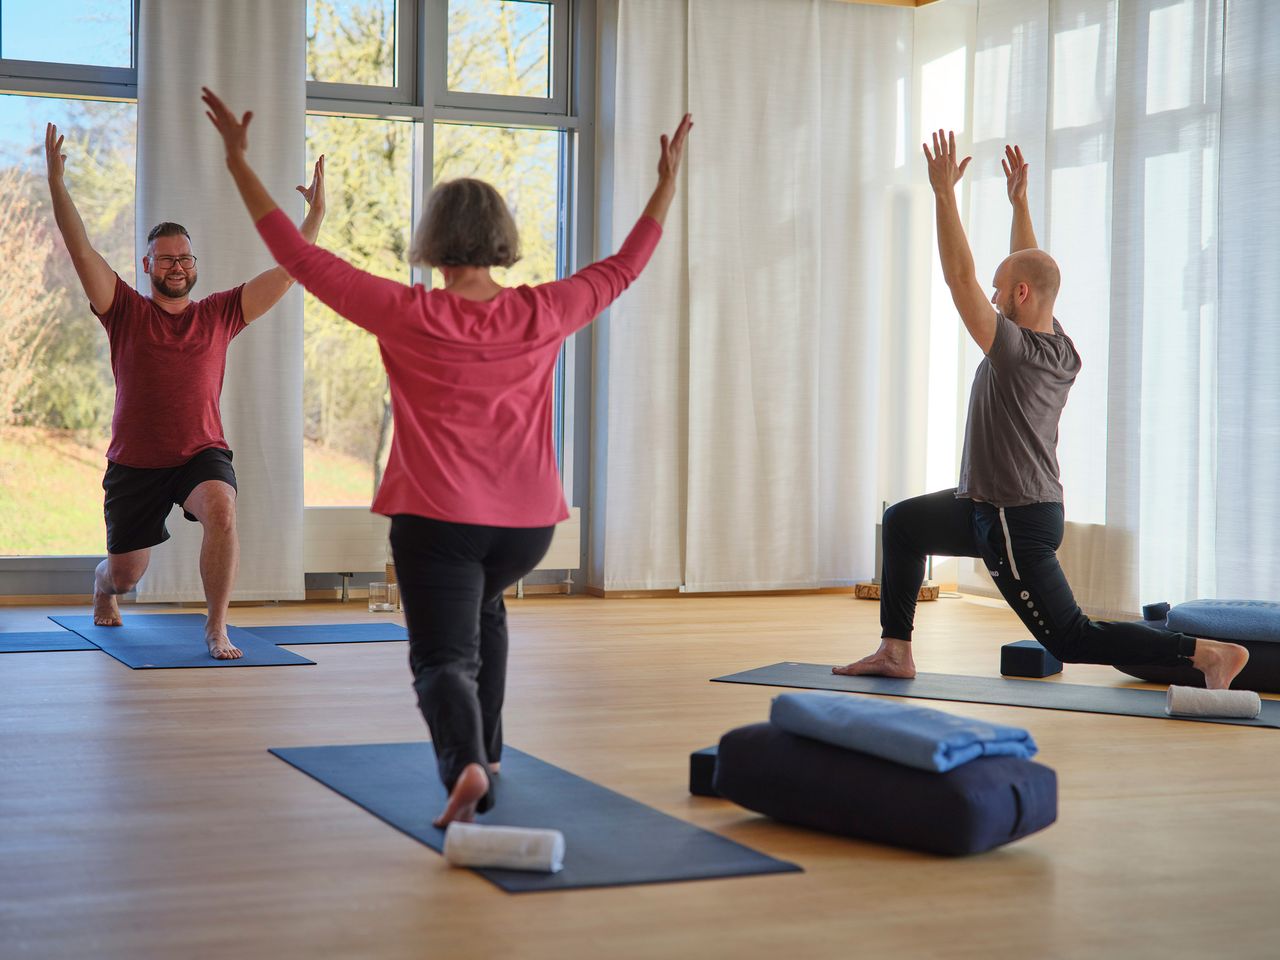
[152, 255, 197, 269]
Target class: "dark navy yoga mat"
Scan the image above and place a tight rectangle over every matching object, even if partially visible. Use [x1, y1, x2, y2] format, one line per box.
[244, 622, 407, 645]
[711, 662, 1280, 729]
[49, 615, 315, 669]
[270, 741, 801, 893]
[0, 631, 97, 653]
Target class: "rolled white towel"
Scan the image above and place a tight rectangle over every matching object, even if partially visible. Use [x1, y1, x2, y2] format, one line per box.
[443, 822, 565, 873]
[1166, 685, 1261, 720]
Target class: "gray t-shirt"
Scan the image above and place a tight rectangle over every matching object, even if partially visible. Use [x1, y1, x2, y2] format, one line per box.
[956, 312, 1081, 506]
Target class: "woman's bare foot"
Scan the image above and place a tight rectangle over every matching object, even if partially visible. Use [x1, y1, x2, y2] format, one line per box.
[434, 763, 490, 829]
[206, 632, 243, 660]
[1191, 638, 1249, 690]
[92, 589, 123, 627]
[833, 638, 917, 678]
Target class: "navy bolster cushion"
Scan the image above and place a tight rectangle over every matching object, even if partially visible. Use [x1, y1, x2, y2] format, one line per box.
[713, 722, 1057, 857]
[1116, 600, 1280, 693]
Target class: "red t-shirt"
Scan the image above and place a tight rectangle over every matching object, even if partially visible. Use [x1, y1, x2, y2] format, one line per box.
[256, 209, 661, 527]
[93, 274, 246, 468]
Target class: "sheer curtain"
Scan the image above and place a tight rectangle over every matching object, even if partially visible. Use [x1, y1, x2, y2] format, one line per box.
[592, 0, 913, 592]
[135, 0, 306, 602]
[956, 0, 1277, 612]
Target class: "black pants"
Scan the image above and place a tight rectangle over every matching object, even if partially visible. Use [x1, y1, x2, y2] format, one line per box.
[389, 515, 554, 810]
[880, 489, 1195, 666]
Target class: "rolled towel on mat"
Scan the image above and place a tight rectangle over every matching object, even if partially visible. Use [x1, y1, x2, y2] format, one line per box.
[443, 822, 565, 873]
[770, 692, 1037, 773]
[1166, 685, 1261, 719]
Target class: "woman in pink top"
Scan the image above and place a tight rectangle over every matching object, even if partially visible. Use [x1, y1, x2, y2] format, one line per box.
[203, 87, 691, 826]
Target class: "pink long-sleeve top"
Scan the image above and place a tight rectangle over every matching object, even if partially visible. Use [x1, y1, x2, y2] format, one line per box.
[256, 209, 661, 527]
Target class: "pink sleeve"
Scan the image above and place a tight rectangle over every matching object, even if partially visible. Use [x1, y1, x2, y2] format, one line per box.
[540, 216, 663, 335]
[255, 208, 414, 338]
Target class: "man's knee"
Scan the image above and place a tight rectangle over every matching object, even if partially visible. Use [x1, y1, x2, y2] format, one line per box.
[199, 497, 237, 534]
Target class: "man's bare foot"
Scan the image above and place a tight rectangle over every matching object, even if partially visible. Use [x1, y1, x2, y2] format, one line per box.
[1192, 638, 1249, 690]
[434, 763, 490, 828]
[92, 589, 123, 627]
[833, 638, 917, 678]
[488, 761, 501, 775]
[206, 632, 243, 660]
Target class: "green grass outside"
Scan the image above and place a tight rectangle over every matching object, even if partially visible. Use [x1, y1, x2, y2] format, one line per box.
[0, 427, 373, 556]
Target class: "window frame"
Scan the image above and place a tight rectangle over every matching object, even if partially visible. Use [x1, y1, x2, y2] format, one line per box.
[0, 0, 593, 574]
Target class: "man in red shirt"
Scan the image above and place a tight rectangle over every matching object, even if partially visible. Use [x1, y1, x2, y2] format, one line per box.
[44, 122, 325, 659]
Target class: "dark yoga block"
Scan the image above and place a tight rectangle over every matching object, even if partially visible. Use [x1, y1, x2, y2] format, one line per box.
[1001, 639, 1063, 678]
[714, 722, 1057, 857]
[1117, 599, 1280, 693]
[689, 745, 720, 797]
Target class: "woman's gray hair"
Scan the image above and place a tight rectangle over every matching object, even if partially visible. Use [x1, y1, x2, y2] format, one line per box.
[409, 178, 520, 269]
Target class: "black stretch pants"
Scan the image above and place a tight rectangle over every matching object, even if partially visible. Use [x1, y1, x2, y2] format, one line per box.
[880, 489, 1196, 666]
[389, 515, 555, 810]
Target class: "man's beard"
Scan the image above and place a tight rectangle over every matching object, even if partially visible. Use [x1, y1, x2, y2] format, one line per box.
[999, 296, 1018, 323]
[152, 272, 197, 298]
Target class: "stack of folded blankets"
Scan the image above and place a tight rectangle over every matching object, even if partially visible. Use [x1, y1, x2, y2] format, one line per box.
[713, 693, 1058, 856]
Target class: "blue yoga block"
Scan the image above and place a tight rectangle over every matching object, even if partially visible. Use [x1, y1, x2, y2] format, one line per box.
[689, 745, 720, 797]
[714, 722, 1057, 857]
[1117, 599, 1280, 693]
[1001, 640, 1063, 678]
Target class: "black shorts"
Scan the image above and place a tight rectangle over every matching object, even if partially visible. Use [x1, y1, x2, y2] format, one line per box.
[102, 448, 238, 555]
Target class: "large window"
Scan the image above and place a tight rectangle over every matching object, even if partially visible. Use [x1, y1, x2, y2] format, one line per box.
[0, 0, 585, 563]
[0, 94, 136, 556]
[302, 0, 574, 508]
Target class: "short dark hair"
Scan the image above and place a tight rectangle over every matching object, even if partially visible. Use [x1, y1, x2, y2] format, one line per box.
[410, 179, 520, 269]
[147, 222, 191, 246]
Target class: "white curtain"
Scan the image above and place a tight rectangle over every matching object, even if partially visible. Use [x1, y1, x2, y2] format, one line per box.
[135, 0, 306, 602]
[592, 0, 912, 592]
[953, 0, 1278, 612]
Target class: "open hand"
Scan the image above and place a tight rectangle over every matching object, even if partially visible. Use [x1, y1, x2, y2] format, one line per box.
[201, 86, 252, 157]
[1002, 144, 1029, 205]
[45, 123, 66, 181]
[296, 154, 325, 216]
[922, 129, 971, 195]
[658, 114, 693, 183]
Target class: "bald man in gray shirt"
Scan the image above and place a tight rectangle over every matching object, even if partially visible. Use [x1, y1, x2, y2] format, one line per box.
[835, 134, 1249, 690]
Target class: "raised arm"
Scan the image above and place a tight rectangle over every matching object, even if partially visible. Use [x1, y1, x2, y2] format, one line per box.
[924, 129, 996, 353]
[640, 114, 692, 227]
[45, 123, 116, 314]
[544, 114, 691, 330]
[1003, 143, 1038, 253]
[239, 155, 327, 323]
[203, 87, 409, 338]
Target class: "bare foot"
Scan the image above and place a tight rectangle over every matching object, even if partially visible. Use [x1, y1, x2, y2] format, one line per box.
[92, 589, 123, 627]
[206, 632, 243, 660]
[434, 763, 490, 828]
[1192, 638, 1249, 690]
[488, 761, 501, 775]
[833, 638, 916, 678]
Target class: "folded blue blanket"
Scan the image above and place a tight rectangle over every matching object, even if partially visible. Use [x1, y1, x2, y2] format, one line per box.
[1166, 600, 1280, 642]
[770, 692, 1037, 773]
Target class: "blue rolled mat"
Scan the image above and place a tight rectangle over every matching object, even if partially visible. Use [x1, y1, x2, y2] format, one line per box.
[49, 615, 314, 669]
[0, 631, 98, 653]
[712, 662, 1280, 728]
[715, 722, 1057, 856]
[243, 623, 407, 645]
[770, 692, 1037, 772]
[270, 741, 801, 893]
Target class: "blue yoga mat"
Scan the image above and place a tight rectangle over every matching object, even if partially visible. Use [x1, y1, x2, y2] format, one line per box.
[711, 662, 1280, 729]
[49, 615, 315, 669]
[0, 631, 97, 653]
[270, 741, 802, 893]
[245, 623, 407, 645]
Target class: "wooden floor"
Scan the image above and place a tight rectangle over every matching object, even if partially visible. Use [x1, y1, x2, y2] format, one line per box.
[2, 593, 1277, 960]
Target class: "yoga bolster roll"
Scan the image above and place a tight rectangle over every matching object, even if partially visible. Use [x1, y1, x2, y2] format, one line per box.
[443, 822, 566, 873]
[1165, 685, 1261, 719]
